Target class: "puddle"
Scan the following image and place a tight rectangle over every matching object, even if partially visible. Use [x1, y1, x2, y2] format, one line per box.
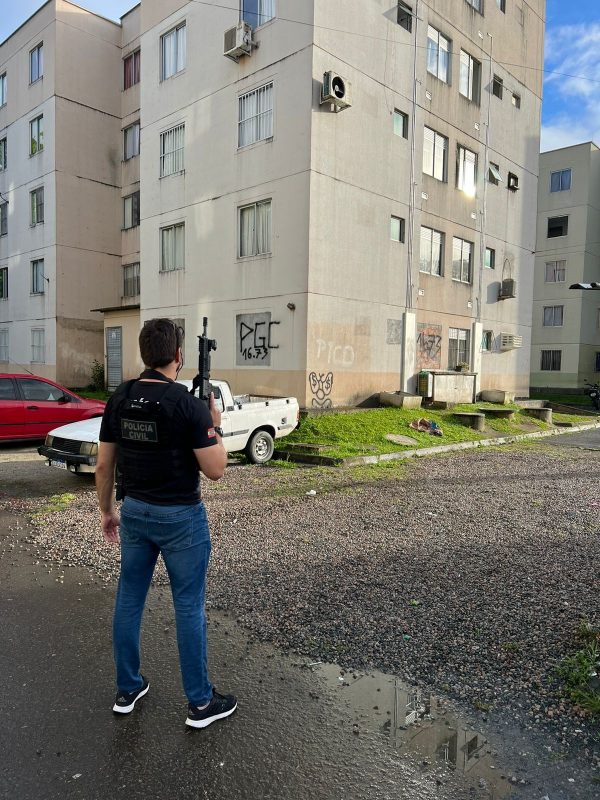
[315, 663, 514, 798]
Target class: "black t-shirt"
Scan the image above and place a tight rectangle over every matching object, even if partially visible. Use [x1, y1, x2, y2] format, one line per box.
[99, 378, 217, 505]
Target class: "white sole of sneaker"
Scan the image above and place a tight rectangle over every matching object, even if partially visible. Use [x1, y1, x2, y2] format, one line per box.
[185, 702, 238, 729]
[113, 682, 150, 714]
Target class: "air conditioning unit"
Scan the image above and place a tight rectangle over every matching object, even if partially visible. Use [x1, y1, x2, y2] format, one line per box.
[224, 22, 254, 60]
[498, 278, 516, 300]
[320, 71, 352, 111]
[500, 333, 523, 350]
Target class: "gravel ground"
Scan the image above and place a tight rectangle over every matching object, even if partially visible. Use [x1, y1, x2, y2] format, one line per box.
[5, 442, 600, 791]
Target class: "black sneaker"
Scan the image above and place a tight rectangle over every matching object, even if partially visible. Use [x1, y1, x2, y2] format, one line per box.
[113, 677, 150, 714]
[185, 689, 238, 729]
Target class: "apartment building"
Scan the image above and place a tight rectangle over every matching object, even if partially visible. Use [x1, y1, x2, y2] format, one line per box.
[531, 142, 600, 391]
[1, 0, 545, 405]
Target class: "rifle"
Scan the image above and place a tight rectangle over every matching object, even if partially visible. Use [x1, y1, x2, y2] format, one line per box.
[190, 317, 218, 402]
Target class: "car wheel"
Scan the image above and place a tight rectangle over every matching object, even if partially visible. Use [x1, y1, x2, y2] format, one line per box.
[245, 430, 274, 464]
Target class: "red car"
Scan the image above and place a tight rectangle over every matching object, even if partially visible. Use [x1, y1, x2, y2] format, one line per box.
[0, 373, 106, 441]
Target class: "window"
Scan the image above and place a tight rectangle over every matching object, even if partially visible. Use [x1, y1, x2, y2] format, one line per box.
[0, 267, 7, 299]
[30, 187, 44, 225]
[545, 260, 566, 283]
[238, 83, 273, 148]
[543, 305, 564, 327]
[466, 0, 483, 14]
[511, 93, 521, 109]
[488, 162, 502, 185]
[123, 122, 140, 160]
[550, 169, 572, 192]
[0, 329, 8, 361]
[507, 172, 519, 190]
[239, 200, 272, 257]
[397, 1, 412, 31]
[0, 137, 6, 170]
[448, 328, 470, 369]
[160, 123, 185, 176]
[497, 0, 506, 11]
[457, 145, 478, 195]
[423, 126, 448, 181]
[31, 329, 45, 363]
[123, 50, 140, 90]
[485, 247, 495, 269]
[160, 22, 186, 80]
[548, 216, 568, 238]
[30, 115, 44, 155]
[0, 73, 6, 106]
[123, 263, 140, 297]
[30, 43, 43, 83]
[492, 75, 503, 98]
[426, 26, 451, 83]
[31, 259, 45, 294]
[0, 203, 7, 236]
[241, 0, 275, 27]
[160, 223, 185, 271]
[390, 216, 405, 242]
[123, 191, 140, 229]
[482, 330, 493, 352]
[459, 50, 481, 103]
[595, 352, 600, 372]
[452, 237, 473, 283]
[541, 350, 561, 371]
[393, 109, 409, 138]
[420, 226, 444, 275]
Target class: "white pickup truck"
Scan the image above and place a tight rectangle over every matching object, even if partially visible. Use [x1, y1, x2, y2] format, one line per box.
[38, 379, 299, 473]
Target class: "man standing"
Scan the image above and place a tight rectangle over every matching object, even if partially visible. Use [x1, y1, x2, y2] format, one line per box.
[95, 318, 237, 729]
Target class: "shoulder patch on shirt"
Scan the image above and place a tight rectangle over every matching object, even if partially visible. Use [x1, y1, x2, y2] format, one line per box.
[207, 427, 216, 438]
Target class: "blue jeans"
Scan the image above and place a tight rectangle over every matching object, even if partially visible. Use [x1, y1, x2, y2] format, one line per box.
[114, 496, 213, 706]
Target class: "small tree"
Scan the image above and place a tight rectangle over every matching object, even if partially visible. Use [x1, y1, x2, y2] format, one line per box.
[90, 359, 105, 391]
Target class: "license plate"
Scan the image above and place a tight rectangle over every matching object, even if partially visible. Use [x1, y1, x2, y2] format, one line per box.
[49, 459, 67, 470]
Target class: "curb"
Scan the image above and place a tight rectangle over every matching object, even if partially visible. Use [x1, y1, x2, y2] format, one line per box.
[275, 421, 600, 467]
[0, 452, 42, 464]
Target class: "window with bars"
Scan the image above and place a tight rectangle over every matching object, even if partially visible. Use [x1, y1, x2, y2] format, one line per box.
[30, 43, 43, 83]
[241, 0, 275, 27]
[123, 50, 140, 90]
[31, 328, 45, 363]
[0, 267, 7, 300]
[423, 126, 448, 181]
[160, 223, 185, 271]
[0, 203, 7, 236]
[0, 328, 8, 361]
[541, 350, 561, 371]
[459, 50, 481, 103]
[239, 200, 272, 257]
[545, 260, 566, 282]
[160, 124, 185, 176]
[390, 216, 405, 243]
[448, 328, 470, 369]
[123, 263, 140, 297]
[419, 226, 444, 275]
[452, 237, 473, 283]
[0, 137, 6, 170]
[550, 169, 571, 192]
[543, 305, 564, 327]
[31, 259, 45, 294]
[30, 187, 44, 225]
[30, 115, 44, 155]
[123, 122, 140, 160]
[427, 26, 451, 83]
[161, 23, 186, 80]
[393, 109, 409, 138]
[0, 73, 6, 106]
[397, 1, 412, 31]
[457, 145, 477, 195]
[123, 191, 140, 229]
[238, 83, 273, 148]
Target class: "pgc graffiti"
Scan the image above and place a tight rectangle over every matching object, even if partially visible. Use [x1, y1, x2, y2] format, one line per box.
[236, 312, 280, 366]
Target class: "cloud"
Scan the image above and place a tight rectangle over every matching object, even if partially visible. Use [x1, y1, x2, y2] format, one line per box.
[542, 23, 600, 151]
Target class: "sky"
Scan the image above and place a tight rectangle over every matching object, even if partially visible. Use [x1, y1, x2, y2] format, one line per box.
[1, 0, 599, 153]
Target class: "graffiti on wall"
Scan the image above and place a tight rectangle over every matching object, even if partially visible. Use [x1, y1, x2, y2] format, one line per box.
[309, 372, 334, 409]
[416, 323, 442, 369]
[236, 312, 280, 366]
[315, 339, 355, 367]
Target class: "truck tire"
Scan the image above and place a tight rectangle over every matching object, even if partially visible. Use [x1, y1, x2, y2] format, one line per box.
[245, 429, 275, 464]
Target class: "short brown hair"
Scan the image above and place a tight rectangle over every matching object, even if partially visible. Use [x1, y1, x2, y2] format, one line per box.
[139, 318, 184, 369]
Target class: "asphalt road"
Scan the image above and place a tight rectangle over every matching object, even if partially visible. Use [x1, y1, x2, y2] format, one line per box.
[547, 427, 600, 449]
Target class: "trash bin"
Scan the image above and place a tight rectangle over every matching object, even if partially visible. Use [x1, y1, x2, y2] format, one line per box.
[418, 370, 433, 398]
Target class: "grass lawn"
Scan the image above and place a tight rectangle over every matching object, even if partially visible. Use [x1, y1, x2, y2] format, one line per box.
[75, 388, 110, 401]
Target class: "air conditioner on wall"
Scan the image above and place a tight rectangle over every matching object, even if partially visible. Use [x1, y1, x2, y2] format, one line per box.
[498, 278, 516, 300]
[320, 71, 352, 110]
[500, 333, 523, 350]
[224, 22, 255, 60]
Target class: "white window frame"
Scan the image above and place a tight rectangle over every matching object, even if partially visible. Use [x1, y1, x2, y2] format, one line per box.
[448, 328, 470, 369]
[241, 0, 276, 28]
[31, 328, 45, 363]
[427, 26, 451, 83]
[123, 122, 140, 160]
[123, 49, 141, 90]
[420, 226, 444, 276]
[30, 43, 43, 84]
[0, 73, 6, 107]
[459, 50, 481, 103]
[238, 83, 273, 148]
[550, 169, 572, 193]
[452, 237, 473, 284]
[31, 259, 45, 294]
[123, 262, 140, 297]
[30, 115, 44, 155]
[159, 223, 185, 272]
[457, 145, 477, 196]
[160, 123, 185, 177]
[30, 187, 44, 226]
[545, 260, 566, 283]
[543, 305, 564, 327]
[238, 199, 272, 258]
[0, 267, 7, 300]
[160, 22, 186, 81]
[0, 137, 6, 170]
[123, 191, 140, 229]
[0, 328, 8, 360]
[541, 350, 561, 371]
[423, 126, 448, 182]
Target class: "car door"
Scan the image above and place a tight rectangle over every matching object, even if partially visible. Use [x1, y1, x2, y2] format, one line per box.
[17, 377, 78, 438]
[0, 377, 25, 440]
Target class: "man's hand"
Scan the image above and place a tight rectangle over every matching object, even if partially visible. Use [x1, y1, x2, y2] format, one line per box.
[209, 392, 222, 428]
[101, 510, 120, 544]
